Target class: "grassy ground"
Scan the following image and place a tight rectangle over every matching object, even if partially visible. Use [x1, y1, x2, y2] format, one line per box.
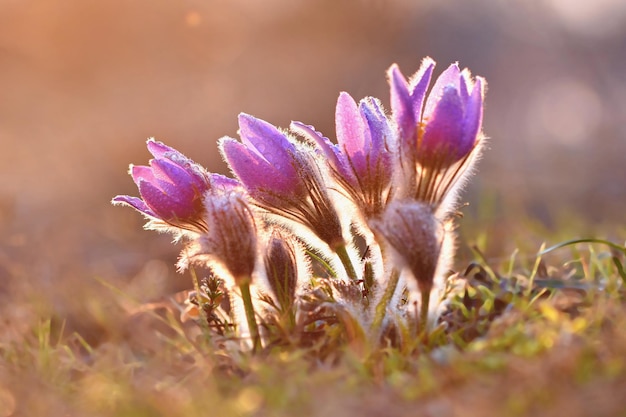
[1, 215, 625, 417]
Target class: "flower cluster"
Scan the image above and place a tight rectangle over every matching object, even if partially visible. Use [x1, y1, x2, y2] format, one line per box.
[113, 57, 486, 351]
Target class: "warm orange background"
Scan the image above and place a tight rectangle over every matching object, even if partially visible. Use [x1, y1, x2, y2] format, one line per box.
[1, 0, 624, 340]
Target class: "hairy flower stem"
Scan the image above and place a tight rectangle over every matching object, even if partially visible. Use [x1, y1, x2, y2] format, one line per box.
[239, 281, 261, 352]
[369, 268, 400, 344]
[335, 244, 358, 281]
[419, 285, 432, 334]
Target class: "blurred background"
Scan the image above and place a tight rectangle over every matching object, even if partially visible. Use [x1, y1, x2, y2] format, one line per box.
[1, 0, 625, 342]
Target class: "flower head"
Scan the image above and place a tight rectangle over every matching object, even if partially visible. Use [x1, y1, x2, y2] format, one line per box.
[388, 59, 486, 208]
[112, 139, 236, 233]
[370, 200, 444, 295]
[183, 187, 258, 285]
[419, 63, 484, 168]
[264, 229, 301, 312]
[220, 114, 305, 207]
[369, 200, 453, 326]
[292, 93, 394, 219]
[335, 93, 392, 186]
[220, 113, 345, 251]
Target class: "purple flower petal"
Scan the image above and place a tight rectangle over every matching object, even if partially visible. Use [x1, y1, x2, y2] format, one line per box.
[237, 113, 297, 176]
[424, 63, 461, 117]
[421, 86, 466, 164]
[147, 159, 197, 206]
[388, 64, 415, 141]
[359, 97, 390, 171]
[150, 159, 191, 185]
[130, 165, 155, 186]
[388, 58, 435, 154]
[209, 173, 240, 191]
[146, 138, 179, 159]
[336, 92, 370, 176]
[291, 121, 358, 188]
[407, 57, 435, 123]
[458, 71, 470, 102]
[147, 139, 210, 190]
[112, 195, 156, 217]
[290, 122, 335, 158]
[461, 77, 484, 150]
[220, 137, 303, 198]
[138, 180, 195, 220]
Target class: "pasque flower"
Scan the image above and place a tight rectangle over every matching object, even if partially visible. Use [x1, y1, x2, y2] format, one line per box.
[370, 199, 451, 328]
[191, 187, 258, 285]
[112, 139, 237, 234]
[220, 114, 305, 207]
[264, 228, 301, 313]
[292, 93, 393, 219]
[220, 113, 345, 252]
[184, 185, 262, 350]
[388, 58, 485, 207]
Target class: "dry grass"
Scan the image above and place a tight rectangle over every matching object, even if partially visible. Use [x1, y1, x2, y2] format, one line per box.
[1, 224, 625, 416]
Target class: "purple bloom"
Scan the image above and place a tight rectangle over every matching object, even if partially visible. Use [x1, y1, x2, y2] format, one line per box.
[292, 93, 393, 219]
[220, 113, 345, 250]
[220, 114, 306, 206]
[112, 139, 235, 233]
[389, 59, 485, 169]
[388, 57, 435, 154]
[388, 59, 486, 208]
[335, 93, 392, 183]
[289, 122, 353, 186]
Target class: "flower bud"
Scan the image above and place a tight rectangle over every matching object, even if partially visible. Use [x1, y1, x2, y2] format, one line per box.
[370, 200, 444, 297]
[264, 229, 299, 312]
[198, 188, 259, 285]
[294, 93, 394, 219]
[220, 113, 345, 251]
[220, 113, 306, 206]
[112, 139, 234, 233]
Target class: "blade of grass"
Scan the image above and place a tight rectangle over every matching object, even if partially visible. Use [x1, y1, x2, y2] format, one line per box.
[540, 238, 626, 256]
[470, 245, 499, 283]
[526, 243, 546, 298]
[540, 238, 626, 284]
